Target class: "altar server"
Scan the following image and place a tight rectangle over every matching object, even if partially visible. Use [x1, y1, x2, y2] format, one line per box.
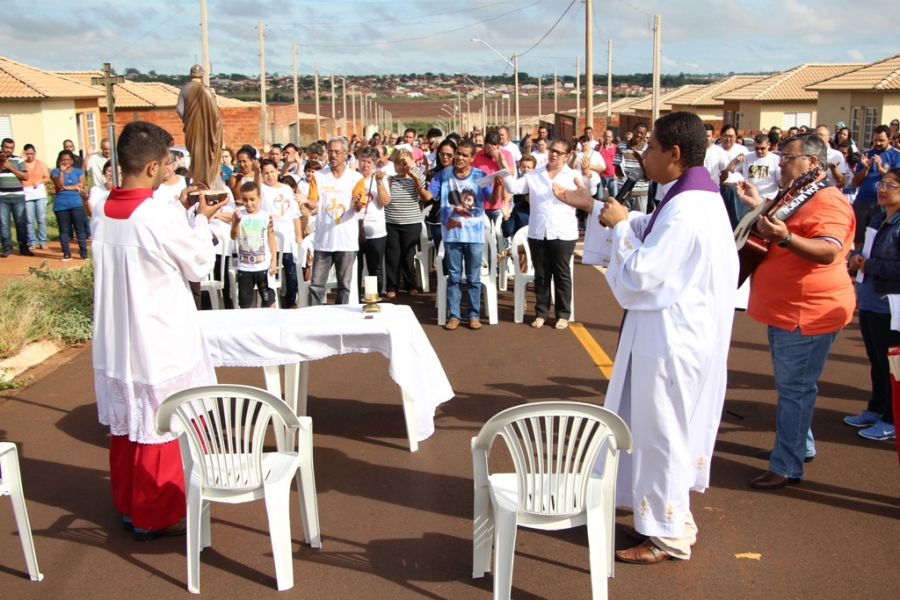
[92, 121, 227, 541]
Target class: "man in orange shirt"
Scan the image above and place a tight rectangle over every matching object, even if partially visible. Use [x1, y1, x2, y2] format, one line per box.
[737, 133, 855, 489]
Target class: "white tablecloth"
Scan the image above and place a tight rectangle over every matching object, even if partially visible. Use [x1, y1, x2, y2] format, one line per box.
[197, 305, 454, 441]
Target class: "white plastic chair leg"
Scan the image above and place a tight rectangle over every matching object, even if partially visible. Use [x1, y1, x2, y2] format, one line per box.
[513, 283, 525, 324]
[0, 444, 42, 582]
[295, 421, 321, 548]
[436, 277, 447, 326]
[492, 504, 519, 600]
[472, 487, 494, 578]
[186, 480, 204, 593]
[402, 390, 418, 452]
[263, 366, 287, 452]
[586, 506, 609, 600]
[201, 500, 211, 550]
[485, 283, 498, 325]
[263, 479, 295, 591]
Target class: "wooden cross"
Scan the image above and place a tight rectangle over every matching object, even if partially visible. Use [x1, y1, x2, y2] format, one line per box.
[91, 63, 125, 186]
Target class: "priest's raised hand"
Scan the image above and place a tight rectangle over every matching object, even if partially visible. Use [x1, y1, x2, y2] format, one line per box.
[600, 196, 629, 228]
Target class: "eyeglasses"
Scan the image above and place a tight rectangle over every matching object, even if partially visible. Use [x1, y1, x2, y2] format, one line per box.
[876, 181, 900, 191]
[438, 152, 454, 159]
[779, 153, 811, 163]
[548, 148, 568, 156]
[476, 144, 484, 148]
[327, 149, 346, 155]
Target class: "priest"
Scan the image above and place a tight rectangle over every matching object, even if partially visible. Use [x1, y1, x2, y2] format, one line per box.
[587, 112, 737, 563]
[92, 121, 228, 541]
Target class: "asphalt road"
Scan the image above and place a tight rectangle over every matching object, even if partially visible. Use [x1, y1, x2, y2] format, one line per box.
[1, 252, 898, 599]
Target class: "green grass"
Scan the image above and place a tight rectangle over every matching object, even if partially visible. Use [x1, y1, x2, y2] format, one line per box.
[0, 261, 94, 360]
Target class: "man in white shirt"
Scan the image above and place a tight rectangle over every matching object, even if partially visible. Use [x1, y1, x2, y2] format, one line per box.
[737, 133, 781, 201]
[703, 123, 729, 184]
[717, 124, 751, 228]
[85, 138, 112, 186]
[260, 159, 303, 308]
[498, 126, 522, 167]
[152, 156, 187, 206]
[306, 136, 367, 305]
[93, 121, 227, 540]
[815, 125, 847, 190]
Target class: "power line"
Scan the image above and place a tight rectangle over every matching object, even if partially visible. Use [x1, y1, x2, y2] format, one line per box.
[519, 0, 578, 57]
[292, 0, 548, 48]
[107, 1, 191, 61]
[267, 0, 520, 27]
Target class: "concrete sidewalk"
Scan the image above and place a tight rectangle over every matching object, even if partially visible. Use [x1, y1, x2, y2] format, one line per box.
[0, 260, 898, 599]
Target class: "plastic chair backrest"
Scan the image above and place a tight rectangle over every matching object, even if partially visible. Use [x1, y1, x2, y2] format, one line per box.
[511, 227, 532, 272]
[473, 401, 632, 517]
[298, 235, 315, 276]
[156, 384, 303, 493]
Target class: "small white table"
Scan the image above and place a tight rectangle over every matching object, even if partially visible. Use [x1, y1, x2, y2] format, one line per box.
[197, 305, 454, 451]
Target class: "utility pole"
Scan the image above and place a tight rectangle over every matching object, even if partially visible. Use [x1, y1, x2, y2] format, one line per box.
[538, 76, 542, 122]
[586, 0, 593, 138]
[351, 88, 357, 136]
[482, 81, 486, 131]
[330, 72, 336, 137]
[314, 62, 321, 140]
[553, 69, 558, 115]
[91, 63, 125, 186]
[607, 40, 613, 133]
[258, 20, 266, 147]
[342, 77, 347, 135]
[457, 89, 462, 132]
[652, 14, 661, 123]
[200, 0, 210, 85]
[513, 52, 520, 139]
[576, 55, 580, 134]
[292, 42, 299, 140]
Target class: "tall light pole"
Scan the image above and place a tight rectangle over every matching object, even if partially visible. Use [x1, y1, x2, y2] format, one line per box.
[258, 20, 266, 147]
[200, 0, 210, 85]
[341, 77, 347, 135]
[586, 0, 594, 137]
[314, 62, 321, 139]
[330, 71, 336, 137]
[292, 42, 298, 143]
[607, 40, 613, 132]
[472, 38, 519, 138]
[351, 87, 357, 136]
[651, 15, 662, 123]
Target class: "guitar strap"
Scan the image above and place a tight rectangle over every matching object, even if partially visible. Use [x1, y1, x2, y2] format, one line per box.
[771, 176, 829, 223]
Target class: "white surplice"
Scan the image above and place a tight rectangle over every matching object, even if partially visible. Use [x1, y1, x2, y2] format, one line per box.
[92, 195, 218, 444]
[602, 183, 738, 539]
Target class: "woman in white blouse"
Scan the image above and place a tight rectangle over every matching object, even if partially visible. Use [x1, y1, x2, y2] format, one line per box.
[496, 139, 596, 330]
[356, 146, 391, 296]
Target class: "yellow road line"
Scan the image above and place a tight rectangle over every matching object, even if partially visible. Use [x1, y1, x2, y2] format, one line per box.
[569, 322, 615, 379]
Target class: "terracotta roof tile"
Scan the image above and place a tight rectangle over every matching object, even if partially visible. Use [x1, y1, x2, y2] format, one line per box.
[0, 58, 103, 100]
[628, 85, 707, 112]
[716, 63, 863, 102]
[53, 73, 256, 109]
[806, 53, 900, 91]
[667, 76, 766, 107]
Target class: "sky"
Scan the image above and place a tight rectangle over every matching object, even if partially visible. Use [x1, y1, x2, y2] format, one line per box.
[2, 0, 897, 80]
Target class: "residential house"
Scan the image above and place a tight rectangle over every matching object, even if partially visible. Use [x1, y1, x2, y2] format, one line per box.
[806, 53, 900, 148]
[666, 76, 766, 128]
[0, 57, 103, 164]
[715, 63, 862, 132]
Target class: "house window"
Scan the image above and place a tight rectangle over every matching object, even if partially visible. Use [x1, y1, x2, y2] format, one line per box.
[85, 112, 97, 148]
[851, 106, 878, 148]
[0, 115, 12, 139]
[725, 110, 734, 127]
[783, 113, 812, 129]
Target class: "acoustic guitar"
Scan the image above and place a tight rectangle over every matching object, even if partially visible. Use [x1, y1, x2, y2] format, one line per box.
[734, 167, 823, 286]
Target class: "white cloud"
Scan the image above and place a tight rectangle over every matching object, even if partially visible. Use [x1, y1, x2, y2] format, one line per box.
[661, 56, 677, 68]
[847, 49, 865, 61]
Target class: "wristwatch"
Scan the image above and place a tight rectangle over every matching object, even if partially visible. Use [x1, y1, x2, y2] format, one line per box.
[777, 232, 793, 248]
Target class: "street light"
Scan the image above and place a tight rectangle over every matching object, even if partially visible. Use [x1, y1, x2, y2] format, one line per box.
[459, 73, 485, 132]
[440, 106, 456, 131]
[472, 38, 519, 138]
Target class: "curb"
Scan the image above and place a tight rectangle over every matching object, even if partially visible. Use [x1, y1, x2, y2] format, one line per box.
[0, 341, 62, 382]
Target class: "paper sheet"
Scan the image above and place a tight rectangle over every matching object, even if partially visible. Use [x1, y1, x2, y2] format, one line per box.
[857, 226, 876, 284]
[476, 169, 510, 188]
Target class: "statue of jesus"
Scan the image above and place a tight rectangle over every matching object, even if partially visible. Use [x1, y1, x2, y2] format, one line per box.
[176, 64, 224, 192]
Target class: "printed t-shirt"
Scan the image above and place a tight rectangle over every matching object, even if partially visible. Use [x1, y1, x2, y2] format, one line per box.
[235, 209, 272, 272]
[260, 183, 301, 254]
[472, 147, 515, 211]
[308, 165, 366, 252]
[152, 175, 187, 206]
[360, 175, 389, 239]
[430, 166, 489, 244]
[721, 144, 751, 184]
[748, 186, 856, 335]
[738, 153, 781, 199]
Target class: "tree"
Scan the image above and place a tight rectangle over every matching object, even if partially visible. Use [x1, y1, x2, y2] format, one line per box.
[124, 67, 141, 76]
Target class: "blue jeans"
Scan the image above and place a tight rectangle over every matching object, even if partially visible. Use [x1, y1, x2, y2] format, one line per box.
[445, 241, 482, 320]
[24, 197, 48, 246]
[768, 325, 839, 479]
[281, 252, 298, 308]
[55, 207, 89, 258]
[600, 176, 617, 199]
[0, 196, 27, 253]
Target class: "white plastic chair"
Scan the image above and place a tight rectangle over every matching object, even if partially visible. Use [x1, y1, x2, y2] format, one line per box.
[296, 235, 315, 308]
[511, 228, 534, 324]
[494, 216, 513, 292]
[156, 384, 321, 594]
[414, 210, 434, 293]
[201, 237, 228, 310]
[435, 225, 498, 326]
[472, 402, 632, 600]
[0, 442, 43, 582]
[271, 231, 286, 308]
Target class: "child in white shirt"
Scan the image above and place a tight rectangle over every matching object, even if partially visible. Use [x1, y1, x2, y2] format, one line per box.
[230, 181, 277, 308]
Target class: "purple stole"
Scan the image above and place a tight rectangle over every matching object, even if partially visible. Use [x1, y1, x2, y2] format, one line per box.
[618, 166, 720, 343]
